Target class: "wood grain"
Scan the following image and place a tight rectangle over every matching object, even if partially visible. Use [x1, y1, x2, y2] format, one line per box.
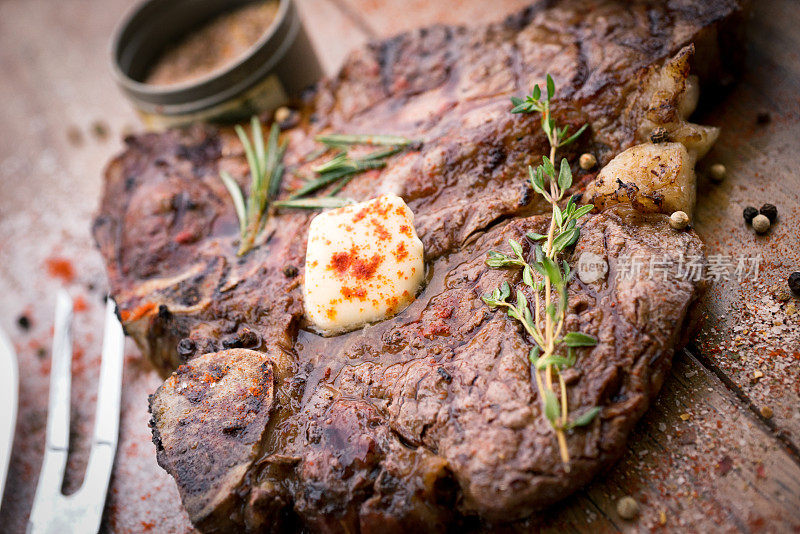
[0, 0, 797, 532]
[693, 0, 800, 456]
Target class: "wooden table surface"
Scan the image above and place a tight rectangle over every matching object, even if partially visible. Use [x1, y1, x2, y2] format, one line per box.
[0, 0, 798, 532]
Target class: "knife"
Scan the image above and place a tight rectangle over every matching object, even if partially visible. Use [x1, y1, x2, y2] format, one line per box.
[0, 324, 19, 500]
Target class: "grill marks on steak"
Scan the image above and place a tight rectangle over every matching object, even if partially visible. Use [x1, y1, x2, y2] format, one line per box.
[95, 0, 738, 375]
[148, 207, 706, 530]
[287, 206, 706, 523]
[94, 0, 744, 531]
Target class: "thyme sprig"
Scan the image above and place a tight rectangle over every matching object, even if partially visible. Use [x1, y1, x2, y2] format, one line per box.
[483, 75, 598, 470]
[220, 116, 286, 256]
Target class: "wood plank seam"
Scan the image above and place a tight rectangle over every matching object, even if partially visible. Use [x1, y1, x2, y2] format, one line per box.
[323, 0, 379, 39]
[687, 345, 800, 466]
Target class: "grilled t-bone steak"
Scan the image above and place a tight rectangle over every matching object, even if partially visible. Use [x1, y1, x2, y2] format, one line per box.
[94, 0, 745, 531]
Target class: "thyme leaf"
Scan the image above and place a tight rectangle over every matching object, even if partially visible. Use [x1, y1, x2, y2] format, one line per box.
[566, 407, 601, 430]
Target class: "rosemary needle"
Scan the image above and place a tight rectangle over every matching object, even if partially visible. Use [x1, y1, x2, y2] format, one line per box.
[273, 197, 355, 209]
[315, 133, 415, 147]
[220, 116, 285, 256]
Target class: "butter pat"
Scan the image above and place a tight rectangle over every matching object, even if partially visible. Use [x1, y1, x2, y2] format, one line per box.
[303, 194, 424, 334]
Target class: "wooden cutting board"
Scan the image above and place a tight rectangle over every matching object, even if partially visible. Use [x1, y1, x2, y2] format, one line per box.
[0, 0, 797, 532]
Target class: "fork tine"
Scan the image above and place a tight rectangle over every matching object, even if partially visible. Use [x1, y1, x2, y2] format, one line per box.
[29, 296, 126, 534]
[65, 297, 125, 532]
[45, 290, 73, 455]
[90, 297, 125, 447]
[28, 291, 73, 534]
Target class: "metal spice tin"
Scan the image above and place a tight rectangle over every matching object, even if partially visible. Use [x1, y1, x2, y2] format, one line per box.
[111, 0, 322, 129]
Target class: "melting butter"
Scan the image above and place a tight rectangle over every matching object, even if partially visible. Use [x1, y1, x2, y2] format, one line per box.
[303, 194, 424, 335]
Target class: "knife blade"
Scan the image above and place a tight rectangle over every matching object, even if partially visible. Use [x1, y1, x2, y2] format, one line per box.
[0, 325, 19, 500]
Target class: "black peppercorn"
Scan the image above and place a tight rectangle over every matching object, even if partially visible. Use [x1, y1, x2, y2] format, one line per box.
[221, 334, 241, 349]
[743, 206, 758, 224]
[283, 265, 299, 278]
[239, 330, 260, 348]
[17, 315, 30, 331]
[789, 272, 800, 295]
[177, 338, 196, 358]
[756, 112, 771, 125]
[437, 367, 453, 383]
[759, 203, 778, 223]
[649, 127, 670, 144]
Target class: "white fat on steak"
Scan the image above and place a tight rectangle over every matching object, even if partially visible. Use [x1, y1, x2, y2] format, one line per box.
[584, 46, 718, 217]
[303, 194, 424, 335]
[585, 142, 697, 215]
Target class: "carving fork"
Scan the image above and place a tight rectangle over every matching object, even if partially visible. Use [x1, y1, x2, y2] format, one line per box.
[27, 291, 125, 534]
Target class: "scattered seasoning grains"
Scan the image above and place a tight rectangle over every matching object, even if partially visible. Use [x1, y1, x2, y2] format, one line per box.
[616, 496, 639, 520]
[759, 203, 778, 223]
[742, 206, 758, 224]
[679, 413, 691, 421]
[274, 106, 291, 123]
[709, 163, 726, 183]
[66, 125, 83, 146]
[91, 120, 109, 140]
[753, 370, 764, 380]
[669, 210, 690, 230]
[760, 406, 773, 419]
[274, 106, 299, 129]
[789, 272, 800, 295]
[649, 127, 669, 144]
[579, 153, 596, 170]
[751, 214, 770, 234]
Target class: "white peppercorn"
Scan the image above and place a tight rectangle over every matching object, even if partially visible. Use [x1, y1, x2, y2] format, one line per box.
[669, 210, 690, 230]
[579, 153, 597, 170]
[617, 496, 639, 520]
[709, 163, 726, 182]
[752, 214, 770, 233]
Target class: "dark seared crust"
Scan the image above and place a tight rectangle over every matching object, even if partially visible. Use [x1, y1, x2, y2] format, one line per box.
[94, 0, 742, 531]
[144, 207, 706, 531]
[148, 348, 294, 529]
[279, 206, 706, 525]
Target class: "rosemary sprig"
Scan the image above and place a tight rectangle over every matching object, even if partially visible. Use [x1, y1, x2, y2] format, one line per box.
[483, 75, 597, 471]
[289, 139, 411, 200]
[289, 150, 394, 199]
[221, 122, 417, 255]
[220, 116, 286, 256]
